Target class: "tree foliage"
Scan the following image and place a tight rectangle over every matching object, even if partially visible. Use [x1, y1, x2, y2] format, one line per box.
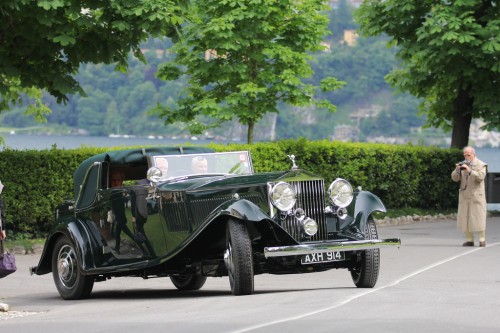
[0, 0, 189, 115]
[154, 0, 345, 144]
[355, 0, 500, 148]
[2, 3, 430, 144]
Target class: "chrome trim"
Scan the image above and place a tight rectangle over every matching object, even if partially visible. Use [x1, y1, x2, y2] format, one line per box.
[287, 154, 298, 170]
[263, 238, 401, 258]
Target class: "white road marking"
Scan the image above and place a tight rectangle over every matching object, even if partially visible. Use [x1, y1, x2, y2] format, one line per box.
[230, 242, 499, 333]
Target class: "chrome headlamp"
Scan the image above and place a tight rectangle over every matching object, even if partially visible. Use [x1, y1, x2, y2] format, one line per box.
[328, 178, 353, 208]
[147, 167, 163, 183]
[300, 217, 318, 236]
[269, 182, 296, 211]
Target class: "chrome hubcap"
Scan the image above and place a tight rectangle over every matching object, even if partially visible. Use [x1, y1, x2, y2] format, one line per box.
[57, 245, 76, 288]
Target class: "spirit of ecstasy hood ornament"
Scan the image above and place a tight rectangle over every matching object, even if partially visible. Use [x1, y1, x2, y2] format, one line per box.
[287, 155, 298, 170]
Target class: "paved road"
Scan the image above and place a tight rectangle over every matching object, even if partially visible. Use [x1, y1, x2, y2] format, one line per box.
[1, 217, 499, 332]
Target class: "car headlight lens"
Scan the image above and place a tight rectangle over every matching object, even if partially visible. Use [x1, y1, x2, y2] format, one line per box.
[270, 182, 296, 211]
[147, 167, 162, 183]
[301, 218, 318, 236]
[328, 178, 353, 208]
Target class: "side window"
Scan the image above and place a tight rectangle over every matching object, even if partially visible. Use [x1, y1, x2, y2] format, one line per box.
[75, 163, 102, 210]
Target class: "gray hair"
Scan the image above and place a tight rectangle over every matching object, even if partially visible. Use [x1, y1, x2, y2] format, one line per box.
[463, 146, 476, 155]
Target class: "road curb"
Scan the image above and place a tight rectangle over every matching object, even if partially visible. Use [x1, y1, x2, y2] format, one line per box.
[375, 214, 457, 226]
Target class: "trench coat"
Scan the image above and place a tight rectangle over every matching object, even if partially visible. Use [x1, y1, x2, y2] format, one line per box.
[451, 157, 487, 232]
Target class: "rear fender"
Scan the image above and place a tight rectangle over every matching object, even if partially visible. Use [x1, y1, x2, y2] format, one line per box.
[31, 219, 97, 275]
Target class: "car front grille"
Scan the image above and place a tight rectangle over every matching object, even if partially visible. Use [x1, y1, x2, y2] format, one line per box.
[278, 180, 327, 241]
[173, 179, 327, 242]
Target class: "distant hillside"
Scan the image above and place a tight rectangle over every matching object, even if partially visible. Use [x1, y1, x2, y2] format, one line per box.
[1, 1, 432, 144]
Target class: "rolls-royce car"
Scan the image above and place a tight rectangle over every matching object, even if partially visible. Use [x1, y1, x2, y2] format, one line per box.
[31, 146, 400, 299]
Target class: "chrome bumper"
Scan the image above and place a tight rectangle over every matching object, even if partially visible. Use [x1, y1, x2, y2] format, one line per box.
[263, 238, 401, 258]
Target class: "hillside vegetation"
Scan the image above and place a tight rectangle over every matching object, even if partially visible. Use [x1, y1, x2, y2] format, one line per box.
[1, 2, 432, 144]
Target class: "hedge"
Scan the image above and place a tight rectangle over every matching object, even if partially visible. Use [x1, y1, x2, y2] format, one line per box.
[0, 140, 462, 236]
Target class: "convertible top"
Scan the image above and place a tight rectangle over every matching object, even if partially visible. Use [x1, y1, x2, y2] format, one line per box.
[73, 146, 214, 199]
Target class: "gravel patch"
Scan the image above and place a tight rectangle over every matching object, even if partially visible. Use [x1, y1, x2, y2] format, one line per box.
[0, 310, 43, 320]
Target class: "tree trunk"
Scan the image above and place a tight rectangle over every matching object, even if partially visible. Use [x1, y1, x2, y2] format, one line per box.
[450, 87, 473, 149]
[247, 121, 254, 144]
[269, 113, 277, 141]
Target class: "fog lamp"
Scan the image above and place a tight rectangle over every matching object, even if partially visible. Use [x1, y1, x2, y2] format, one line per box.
[301, 218, 318, 236]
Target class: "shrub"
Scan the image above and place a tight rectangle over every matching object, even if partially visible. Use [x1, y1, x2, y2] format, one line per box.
[1, 141, 461, 235]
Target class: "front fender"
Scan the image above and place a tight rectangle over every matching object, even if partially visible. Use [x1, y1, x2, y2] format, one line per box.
[353, 191, 386, 234]
[212, 198, 298, 245]
[216, 198, 271, 222]
[30, 218, 98, 276]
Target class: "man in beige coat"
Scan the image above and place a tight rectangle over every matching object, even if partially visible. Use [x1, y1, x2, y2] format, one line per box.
[451, 146, 488, 247]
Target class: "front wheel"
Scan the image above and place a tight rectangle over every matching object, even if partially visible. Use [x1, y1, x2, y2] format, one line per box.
[170, 275, 207, 291]
[52, 235, 94, 300]
[350, 216, 380, 288]
[224, 218, 254, 295]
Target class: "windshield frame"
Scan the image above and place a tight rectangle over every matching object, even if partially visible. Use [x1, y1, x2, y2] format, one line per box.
[148, 151, 254, 180]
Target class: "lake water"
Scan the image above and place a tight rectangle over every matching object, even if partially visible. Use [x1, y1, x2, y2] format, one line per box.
[0, 133, 218, 151]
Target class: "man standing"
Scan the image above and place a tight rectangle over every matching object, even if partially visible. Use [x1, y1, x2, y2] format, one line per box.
[451, 146, 488, 247]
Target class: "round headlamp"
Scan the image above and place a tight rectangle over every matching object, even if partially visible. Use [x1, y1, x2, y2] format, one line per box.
[269, 182, 296, 211]
[328, 178, 353, 208]
[301, 218, 318, 236]
[147, 167, 163, 183]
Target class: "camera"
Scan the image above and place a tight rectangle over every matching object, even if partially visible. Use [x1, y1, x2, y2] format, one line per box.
[458, 161, 468, 170]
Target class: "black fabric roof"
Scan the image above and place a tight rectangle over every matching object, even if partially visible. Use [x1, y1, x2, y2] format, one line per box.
[73, 146, 214, 199]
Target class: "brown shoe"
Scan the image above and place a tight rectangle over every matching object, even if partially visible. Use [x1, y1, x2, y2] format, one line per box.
[462, 241, 474, 247]
[479, 241, 486, 247]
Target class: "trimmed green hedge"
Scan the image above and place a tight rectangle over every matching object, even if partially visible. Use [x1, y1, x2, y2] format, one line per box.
[0, 140, 462, 236]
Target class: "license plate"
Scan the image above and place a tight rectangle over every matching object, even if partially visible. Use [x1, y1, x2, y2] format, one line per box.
[301, 251, 345, 265]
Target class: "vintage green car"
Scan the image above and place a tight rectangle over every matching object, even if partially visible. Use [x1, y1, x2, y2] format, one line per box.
[31, 146, 400, 299]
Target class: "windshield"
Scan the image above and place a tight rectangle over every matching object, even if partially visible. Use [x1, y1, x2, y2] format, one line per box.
[150, 151, 254, 179]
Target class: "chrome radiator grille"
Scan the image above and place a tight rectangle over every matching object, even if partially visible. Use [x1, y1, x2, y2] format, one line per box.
[278, 180, 327, 241]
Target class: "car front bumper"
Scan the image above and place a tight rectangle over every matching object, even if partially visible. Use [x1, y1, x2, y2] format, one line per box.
[263, 238, 401, 258]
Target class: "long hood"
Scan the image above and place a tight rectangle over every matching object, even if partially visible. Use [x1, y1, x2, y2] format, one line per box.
[157, 169, 323, 192]
[158, 169, 321, 191]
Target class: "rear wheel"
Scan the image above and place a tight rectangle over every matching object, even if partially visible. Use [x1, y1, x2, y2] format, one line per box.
[170, 275, 207, 291]
[224, 218, 254, 295]
[52, 235, 94, 300]
[350, 216, 380, 288]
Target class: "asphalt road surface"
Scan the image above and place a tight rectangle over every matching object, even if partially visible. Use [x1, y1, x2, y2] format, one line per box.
[1, 217, 499, 333]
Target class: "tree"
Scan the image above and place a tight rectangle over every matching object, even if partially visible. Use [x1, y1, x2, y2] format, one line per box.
[154, 0, 345, 144]
[0, 0, 189, 116]
[355, 0, 500, 148]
